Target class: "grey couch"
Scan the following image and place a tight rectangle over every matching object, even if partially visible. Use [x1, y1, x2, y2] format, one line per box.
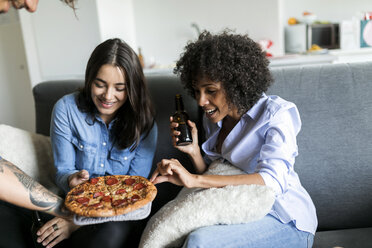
[33, 62, 372, 247]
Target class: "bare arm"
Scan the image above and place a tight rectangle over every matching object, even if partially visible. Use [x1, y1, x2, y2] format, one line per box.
[0, 157, 70, 218]
[151, 158, 265, 188]
[192, 173, 265, 188]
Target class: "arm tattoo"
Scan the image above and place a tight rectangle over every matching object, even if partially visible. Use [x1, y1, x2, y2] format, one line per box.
[14, 171, 59, 208]
[1, 158, 24, 173]
[0, 158, 69, 217]
[0, 158, 6, 173]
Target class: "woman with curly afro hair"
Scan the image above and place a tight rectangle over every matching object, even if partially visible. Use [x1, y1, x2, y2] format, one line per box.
[151, 31, 317, 247]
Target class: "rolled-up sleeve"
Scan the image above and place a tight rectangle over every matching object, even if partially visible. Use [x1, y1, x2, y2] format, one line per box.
[51, 98, 78, 193]
[257, 108, 300, 195]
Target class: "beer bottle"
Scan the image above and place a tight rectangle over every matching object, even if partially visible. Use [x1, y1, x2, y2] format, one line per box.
[173, 94, 193, 146]
[31, 211, 44, 248]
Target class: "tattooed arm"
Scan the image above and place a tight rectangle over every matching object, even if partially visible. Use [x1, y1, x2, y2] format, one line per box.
[0, 157, 71, 218]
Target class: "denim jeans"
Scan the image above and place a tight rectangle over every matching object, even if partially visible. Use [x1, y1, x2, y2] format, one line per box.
[183, 215, 314, 248]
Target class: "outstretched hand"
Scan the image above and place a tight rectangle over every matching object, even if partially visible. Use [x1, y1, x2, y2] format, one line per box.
[68, 170, 89, 189]
[150, 158, 196, 188]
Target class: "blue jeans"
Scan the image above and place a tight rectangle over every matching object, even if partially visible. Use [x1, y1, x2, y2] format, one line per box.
[183, 215, 314, 248]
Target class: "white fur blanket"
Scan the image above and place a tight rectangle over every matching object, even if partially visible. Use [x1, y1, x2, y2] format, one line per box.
[0, 124, 61, 195]
[139, 160, 275, 248]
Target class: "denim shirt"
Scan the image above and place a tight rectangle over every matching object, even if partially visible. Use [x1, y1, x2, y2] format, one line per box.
[51, 93, 158, 193]
[202, 94, 317, 235]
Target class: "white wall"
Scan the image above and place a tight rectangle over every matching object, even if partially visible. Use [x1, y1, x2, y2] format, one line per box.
[20, 0, 101, 87]
[0, 10, 35, 132]
[0, 0, 102, 132]
[96, 0, 137, 49]
[133, 0, 283, 67]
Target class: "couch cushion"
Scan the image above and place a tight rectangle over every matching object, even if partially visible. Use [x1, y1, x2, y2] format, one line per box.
[0, 124, 61, 195]
[314, 227, 372, 248]
[268, 62, 372, 230]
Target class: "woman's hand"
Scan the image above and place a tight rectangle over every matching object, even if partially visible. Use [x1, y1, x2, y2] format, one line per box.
[37, 217, 79, 248]
[170, 117, 199, 156]
[150, 158, 197, 188]
[68, 170, 89, 188]
[170, 116, 207, 174]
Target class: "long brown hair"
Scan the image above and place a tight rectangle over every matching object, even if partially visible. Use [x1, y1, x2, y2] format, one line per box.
[77, 38, 155, 150]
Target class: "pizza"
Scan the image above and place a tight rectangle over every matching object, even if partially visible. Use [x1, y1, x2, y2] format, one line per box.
[65, 175, 157, 217]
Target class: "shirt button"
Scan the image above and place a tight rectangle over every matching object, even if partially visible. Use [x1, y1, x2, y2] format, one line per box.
[100, 163, 104, 167]
[80, 145, 84, 149]
[124, 156, 128, 160]
[103, 142, 106, 146]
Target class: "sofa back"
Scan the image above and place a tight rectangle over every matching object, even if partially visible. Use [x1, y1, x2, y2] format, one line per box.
[33, 62, 372, 231]
[267, 62, 372, 231]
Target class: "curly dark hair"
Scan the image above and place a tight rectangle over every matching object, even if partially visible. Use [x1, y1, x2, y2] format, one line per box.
[174, 30, 273, 114]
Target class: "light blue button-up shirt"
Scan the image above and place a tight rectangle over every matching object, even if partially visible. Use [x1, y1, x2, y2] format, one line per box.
[51, 93, 158, 193]
[202, 94, 317, 235]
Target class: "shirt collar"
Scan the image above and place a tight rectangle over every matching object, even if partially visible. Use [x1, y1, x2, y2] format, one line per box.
[215, 93, 267, 127]
[245, 93, 268, 120]
[85, 112, 117, 128]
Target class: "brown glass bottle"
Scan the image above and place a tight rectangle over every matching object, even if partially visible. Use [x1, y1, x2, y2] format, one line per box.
[173, 94, 193, 146]
[31, 211, 44, 248]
